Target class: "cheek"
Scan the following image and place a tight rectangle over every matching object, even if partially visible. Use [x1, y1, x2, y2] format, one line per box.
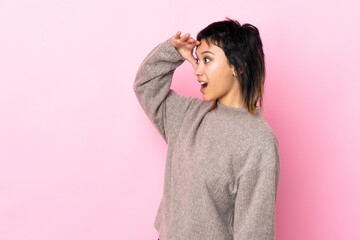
[206, 62, 222, 78]
[207, 62, 232, 81]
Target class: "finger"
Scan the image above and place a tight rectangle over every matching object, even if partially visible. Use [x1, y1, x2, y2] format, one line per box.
[190, 41, 200, 49]
[180, 33, 190, 41]
[189, 55, 198, 70]
[187, 54, 197, 69]
[173, 31, 180, 40]
[174, 31, 181, 39]
[189, 40, 200, 47]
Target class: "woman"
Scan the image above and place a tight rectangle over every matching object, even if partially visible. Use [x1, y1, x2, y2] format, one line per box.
[133, 18, 280, 240]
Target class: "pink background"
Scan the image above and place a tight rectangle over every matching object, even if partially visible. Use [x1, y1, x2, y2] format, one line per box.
[1, 0, 359, 239]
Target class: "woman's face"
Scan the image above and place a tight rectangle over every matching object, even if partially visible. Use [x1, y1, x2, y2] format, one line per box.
[194, 39, 242, 106]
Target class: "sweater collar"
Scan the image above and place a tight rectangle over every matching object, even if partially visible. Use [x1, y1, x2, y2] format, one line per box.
[215, 100, 260, 114]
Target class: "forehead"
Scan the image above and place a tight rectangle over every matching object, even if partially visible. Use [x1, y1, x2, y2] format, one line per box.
[195, 39, 221, 55]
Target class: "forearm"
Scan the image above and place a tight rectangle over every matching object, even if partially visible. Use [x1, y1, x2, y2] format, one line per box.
[133, 36, 185, 142]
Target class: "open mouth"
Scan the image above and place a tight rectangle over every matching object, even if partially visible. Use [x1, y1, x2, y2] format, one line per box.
[200, 82, 208, 89]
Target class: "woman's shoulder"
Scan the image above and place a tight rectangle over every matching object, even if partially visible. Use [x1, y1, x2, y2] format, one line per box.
[234, 125, 279, 176]
[250, 116, 279, 148]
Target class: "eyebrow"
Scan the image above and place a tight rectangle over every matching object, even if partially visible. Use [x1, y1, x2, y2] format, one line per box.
[201, 51, 215, 55]
[195, 50, 215, 57]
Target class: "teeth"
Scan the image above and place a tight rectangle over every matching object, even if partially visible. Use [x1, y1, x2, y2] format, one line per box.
[200, 82, 206, 85]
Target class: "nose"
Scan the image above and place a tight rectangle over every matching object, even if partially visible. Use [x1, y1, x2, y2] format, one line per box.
[194, 64, 203, 76]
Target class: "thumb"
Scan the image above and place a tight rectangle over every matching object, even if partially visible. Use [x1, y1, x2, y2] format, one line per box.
[188, 55, 197, 70]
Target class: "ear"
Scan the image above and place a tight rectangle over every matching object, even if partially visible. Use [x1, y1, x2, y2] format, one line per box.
[232, 66, 243, 77]
[231, 65, 236, 77]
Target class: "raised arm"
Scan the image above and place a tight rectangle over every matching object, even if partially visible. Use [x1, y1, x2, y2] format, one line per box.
[133, 33, 200, 143]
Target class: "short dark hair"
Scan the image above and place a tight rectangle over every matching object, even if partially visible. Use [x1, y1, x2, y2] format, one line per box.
[196, 17, 265, 114]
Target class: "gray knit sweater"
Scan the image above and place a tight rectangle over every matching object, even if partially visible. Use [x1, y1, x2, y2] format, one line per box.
[133, 36, 280, 240]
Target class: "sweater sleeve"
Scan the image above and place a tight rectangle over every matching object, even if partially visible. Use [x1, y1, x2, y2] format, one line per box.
[133, 36, 195, 143]
[233, 143, 280, 240]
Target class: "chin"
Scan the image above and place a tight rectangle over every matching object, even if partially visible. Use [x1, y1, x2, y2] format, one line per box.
[203, 95, 216, 102]
[202, 96, 212, 102]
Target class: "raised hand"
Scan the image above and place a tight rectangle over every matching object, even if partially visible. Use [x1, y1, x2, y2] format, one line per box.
[171, 31, 200, 70]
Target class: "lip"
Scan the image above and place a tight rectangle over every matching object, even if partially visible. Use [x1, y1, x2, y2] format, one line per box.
[200, 82, 207, 93]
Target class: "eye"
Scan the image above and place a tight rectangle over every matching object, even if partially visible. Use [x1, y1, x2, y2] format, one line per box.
[195, 58, 199, 64]
[204, 57, 210, 63]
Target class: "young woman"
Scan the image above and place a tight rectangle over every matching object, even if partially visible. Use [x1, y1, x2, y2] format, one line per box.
[133, 18, 280, 240]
